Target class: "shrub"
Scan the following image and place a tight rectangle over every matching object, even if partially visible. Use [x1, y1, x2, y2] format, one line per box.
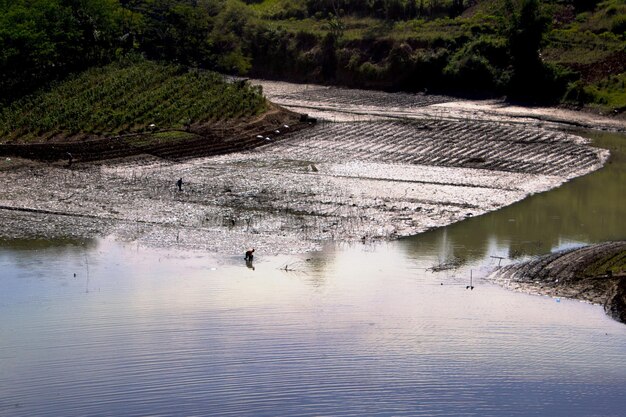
[444, 52, 499, 92]
[563, 80, 594, 105]
[611, 15, 626, 35]
[358, 61, 386, 81]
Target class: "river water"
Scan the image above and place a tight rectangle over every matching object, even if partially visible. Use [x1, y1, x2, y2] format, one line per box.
[1, 130, 625, 416]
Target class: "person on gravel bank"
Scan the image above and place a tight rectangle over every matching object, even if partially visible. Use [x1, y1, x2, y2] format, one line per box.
[176, 178, 183, 191]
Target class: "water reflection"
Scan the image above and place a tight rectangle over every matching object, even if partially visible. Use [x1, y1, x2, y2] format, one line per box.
[0, 131, 624, 417]
[1, 239, 625, 417]
[401, 130, 626, 266]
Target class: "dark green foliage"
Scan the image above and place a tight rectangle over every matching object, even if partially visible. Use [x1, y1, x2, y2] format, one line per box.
[0, 0, 130, 102]
[125, 0, 252, 73]
[611, 15, 626, 35]
[445, 45, 503, 93]
[132, 0, 216, 66]
[507, 0, 546, 99]
[321, 32, 338, 80]
[0, 0, 253, 103]
[246, 27, 294, 79]
[449, 0, 464, 18]
[563, 80, 594, 106]
[302, 0, 467, 21]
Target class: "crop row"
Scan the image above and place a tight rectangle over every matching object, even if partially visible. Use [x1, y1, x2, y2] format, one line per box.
[0, 60, 267, 142]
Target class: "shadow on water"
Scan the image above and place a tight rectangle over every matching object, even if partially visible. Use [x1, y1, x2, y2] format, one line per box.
[400, 129, 626, 266]
[0, 238, 96, 251]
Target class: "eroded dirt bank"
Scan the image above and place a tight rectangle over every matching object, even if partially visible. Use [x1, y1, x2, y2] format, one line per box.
[0, 83, 617, 255]
[490, 242, 626, 323]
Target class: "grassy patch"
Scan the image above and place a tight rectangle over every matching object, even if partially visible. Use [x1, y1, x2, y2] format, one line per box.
[392, 18, 470, 42]
[543, 28, 623, 65]
[151, 131, 200, 141]
[579, 0, 626, 34]
[583, 249, 626, 277]
[125, 130, 202, 147]
[260, 15, 473, 43]
[587, 72, 626, 111]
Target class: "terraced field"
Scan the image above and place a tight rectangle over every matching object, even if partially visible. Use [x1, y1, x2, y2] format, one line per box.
[0, 82, 612, 253]
[271, 119, 601, 176]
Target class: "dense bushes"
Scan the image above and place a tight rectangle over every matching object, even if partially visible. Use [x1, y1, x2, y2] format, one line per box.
[0, 0, 130, 102]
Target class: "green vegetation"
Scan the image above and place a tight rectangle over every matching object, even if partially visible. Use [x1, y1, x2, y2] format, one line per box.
[0, 0, 129, 102]
[0, 58, 266, 142]
[1, 0, 624, 113]
[243, 0, 624, 108]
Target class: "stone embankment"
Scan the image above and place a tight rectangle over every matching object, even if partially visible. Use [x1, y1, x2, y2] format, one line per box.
[491, 242, 626, 323]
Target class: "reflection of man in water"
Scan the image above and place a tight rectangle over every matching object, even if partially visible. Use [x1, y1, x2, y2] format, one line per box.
[245, 259, 255, 271]
[176, 178, 183, 191]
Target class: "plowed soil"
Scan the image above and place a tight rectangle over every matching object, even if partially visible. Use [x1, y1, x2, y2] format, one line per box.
[0, 82, 619, 255]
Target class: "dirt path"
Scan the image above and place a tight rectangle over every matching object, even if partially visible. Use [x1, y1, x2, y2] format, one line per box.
[0, 84, 614, 255]
[489, 242, 626, 323]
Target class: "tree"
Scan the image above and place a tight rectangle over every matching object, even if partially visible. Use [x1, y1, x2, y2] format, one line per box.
[208, 0, 253, 73]
[507, 0, 548, 101]
[320, 32, 337, 80]
[0, 0, 127, 102]
[450, 0, 464, 18]
[405, 0, 417, 19]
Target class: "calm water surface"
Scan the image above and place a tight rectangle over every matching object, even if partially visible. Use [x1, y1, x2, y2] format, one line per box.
[1, 131, 625, 416]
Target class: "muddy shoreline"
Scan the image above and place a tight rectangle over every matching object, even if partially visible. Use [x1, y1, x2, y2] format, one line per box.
[490, 242, 626, 324]
[0, 84, 620, 257]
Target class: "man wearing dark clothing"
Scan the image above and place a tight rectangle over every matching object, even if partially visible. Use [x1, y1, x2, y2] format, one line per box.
[244, 248, 255, 261]
[176, 178, 183, 191]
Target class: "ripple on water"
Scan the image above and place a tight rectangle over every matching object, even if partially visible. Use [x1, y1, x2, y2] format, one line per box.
[1, 241, 625, 417]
